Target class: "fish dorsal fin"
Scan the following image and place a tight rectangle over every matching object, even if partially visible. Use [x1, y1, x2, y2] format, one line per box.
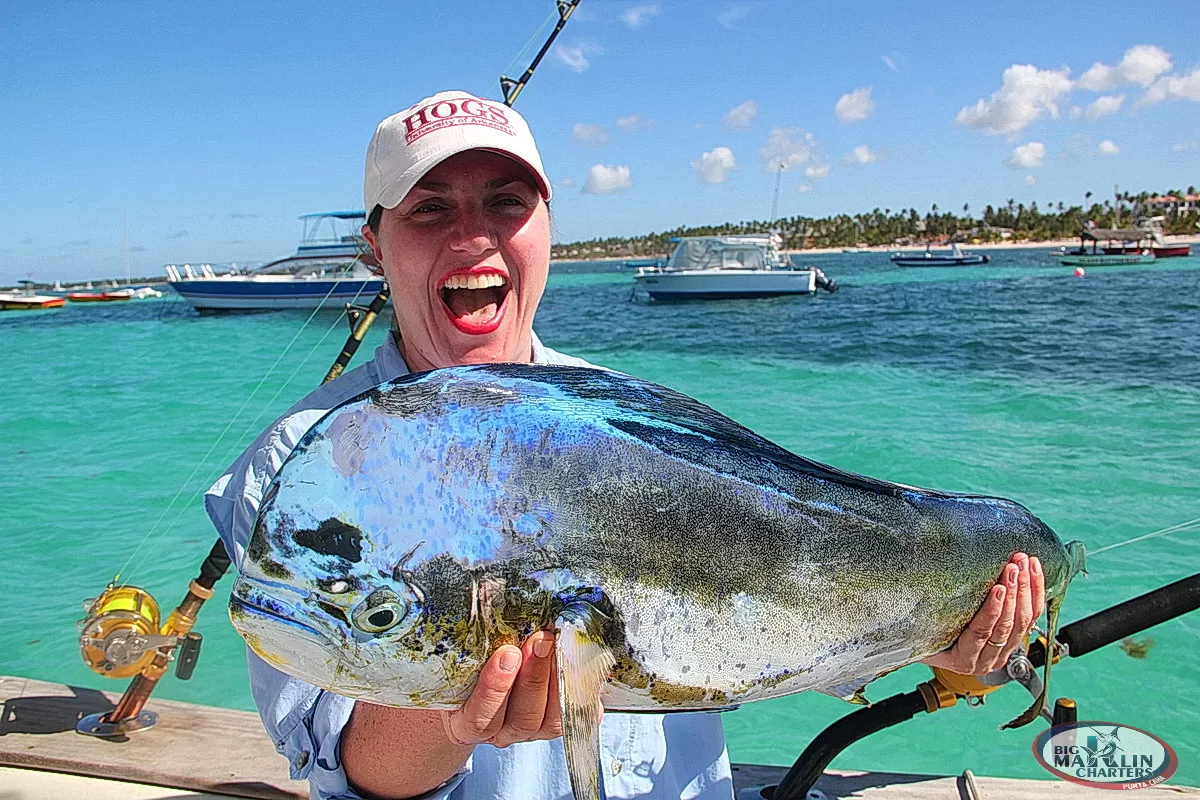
[556, 603, 616, 800]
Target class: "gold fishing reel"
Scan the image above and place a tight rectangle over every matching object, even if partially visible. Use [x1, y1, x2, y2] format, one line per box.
[79, 584, 203, 680]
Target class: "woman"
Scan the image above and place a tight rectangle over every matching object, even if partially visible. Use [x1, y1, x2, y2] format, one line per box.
[207, 91, 1044, 800]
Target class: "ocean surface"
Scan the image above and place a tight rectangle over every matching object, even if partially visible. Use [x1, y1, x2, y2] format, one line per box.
[3, 247, 1198, 786]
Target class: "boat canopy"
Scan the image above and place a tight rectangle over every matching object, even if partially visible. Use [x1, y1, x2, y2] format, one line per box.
[666, 234, 787, 271]
[1082, 228, 1146, 242]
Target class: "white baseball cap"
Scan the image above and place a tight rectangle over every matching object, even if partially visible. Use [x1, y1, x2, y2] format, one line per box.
[364, 91, 552, 214]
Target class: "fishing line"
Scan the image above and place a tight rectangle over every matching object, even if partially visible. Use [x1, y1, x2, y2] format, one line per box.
[123, 284, 385, 580]
[113, 279, 352, 583]
[499, 7, 558, 88]
[1089, 514, 1200, 556]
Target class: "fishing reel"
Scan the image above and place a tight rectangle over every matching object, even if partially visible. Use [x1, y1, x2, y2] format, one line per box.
[78, 584, 203, 681]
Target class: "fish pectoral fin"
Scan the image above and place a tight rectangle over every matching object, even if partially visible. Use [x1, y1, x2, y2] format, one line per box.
[818, 676, 874, 706]
[556, 604, 616, 800]
[1002, 596, 1063, 730]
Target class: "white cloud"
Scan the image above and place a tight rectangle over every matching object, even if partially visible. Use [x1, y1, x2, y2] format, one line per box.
[554, 43, 601, 73]
[1006, 141, 1046, 168]
[616, 114, 647, 132]
[1069, 106, 1084, 119]
[758, 127, 819, 171]
[1140, 66, 1200, 106]
[1173, 141, 1200, 152]
[722, 100, 758, 130]
[716, 4, 753, 29]
[881, 54, 899, 73]
[557, 176, 577, 188]
[1025, 175, 1038, 186]
[798, 183, 815, 193]
[582, 164, 632, 194]
[844, 144, 881, 165]
[571, 123, 609, 146]
[691, 146, 737, 183]
[620, 4, 661, 28]
[1096, 139, 1120, 155]
[835, 87, 875, 122]
[804, 163, 831, 179]
[955, 64, 1073, 137]
[1085, 94, 1125, 120]
[1077, 45, 1172, 90]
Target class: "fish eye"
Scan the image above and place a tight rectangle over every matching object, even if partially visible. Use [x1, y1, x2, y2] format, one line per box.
[352, 590, 409, 634]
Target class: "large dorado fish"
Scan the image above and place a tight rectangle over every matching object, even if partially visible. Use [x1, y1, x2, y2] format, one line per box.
[230, 364, 1085, 800]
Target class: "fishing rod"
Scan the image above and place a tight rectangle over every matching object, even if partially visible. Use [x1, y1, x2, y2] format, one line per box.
[767, 571, 1200, 800]
[73, 0, 582, 738]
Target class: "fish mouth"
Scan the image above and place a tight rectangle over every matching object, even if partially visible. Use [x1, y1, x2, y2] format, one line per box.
[230, 580, 342, 648]
[438, 268, 510, 335]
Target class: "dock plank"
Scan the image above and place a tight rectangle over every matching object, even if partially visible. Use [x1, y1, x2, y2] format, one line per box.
[2, 676, 1195, 799]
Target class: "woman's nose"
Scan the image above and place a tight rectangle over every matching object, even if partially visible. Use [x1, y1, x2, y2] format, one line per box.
[447, 207, 497, 256]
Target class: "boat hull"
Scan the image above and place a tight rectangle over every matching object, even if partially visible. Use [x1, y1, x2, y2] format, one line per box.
[1153, 245, 1192, 258]
[0, 295, 65, 310]
[634, 269, 817, 301]
[1058, 253, 1156, 267]
[890, 255, 989, 267]
[168, 277, 387, 312]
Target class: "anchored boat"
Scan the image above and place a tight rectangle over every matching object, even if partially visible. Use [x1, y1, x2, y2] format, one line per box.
[166, 211, 384, 312]
[633, 233, 836, 300]
[1058, 228, 1156, 266]
[890, 242, 990, 267]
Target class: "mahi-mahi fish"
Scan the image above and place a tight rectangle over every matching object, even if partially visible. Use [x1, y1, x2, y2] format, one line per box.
[230, 364, 1085, 800]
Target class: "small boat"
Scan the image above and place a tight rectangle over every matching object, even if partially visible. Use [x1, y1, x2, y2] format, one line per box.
[633, 233, 836, 300]
[167, 211, 384, 312]
[1140, 216, 1192, 258]
[1058, 228, 1156, 266]
[842, 247, 870, 254]
[0, 280, 67, 310]
[67, 291, 132, 302]
[890, 242, 989, 267]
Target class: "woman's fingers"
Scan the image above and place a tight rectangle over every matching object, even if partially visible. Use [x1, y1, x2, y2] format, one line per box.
[1031, 556, 1046, 622]
[446, 645, 522, 745]
[989, 555, 1029, 672]
[491, 632, 557, 747]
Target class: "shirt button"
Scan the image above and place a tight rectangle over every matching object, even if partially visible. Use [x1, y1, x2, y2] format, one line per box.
[611, 760, 623, 776]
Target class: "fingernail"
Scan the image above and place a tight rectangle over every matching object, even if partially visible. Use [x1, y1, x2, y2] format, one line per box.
[499, 649, 521, 673]
[1007, 565, 1019, 586]
[533, 635, 553, 659]
[1032, 557, 1042, 576]
[994, 585, 1007, 602]
[1019, 555, 1029, 573]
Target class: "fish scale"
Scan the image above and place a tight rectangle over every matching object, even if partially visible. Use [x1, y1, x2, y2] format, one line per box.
[229, 362, 1084, 800]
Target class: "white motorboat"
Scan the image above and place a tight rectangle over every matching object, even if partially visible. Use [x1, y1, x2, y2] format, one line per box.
[166, 211, 384, 312]
[633, 234, 835, 300]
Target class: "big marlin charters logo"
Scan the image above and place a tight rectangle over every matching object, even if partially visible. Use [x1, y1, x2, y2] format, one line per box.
[1033, 721, 1178, 790]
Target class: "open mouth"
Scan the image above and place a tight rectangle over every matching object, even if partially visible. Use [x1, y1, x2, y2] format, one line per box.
[439, 271, 510, 334]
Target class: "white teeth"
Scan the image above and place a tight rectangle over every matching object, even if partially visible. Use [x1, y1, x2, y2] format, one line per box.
[442, 273, 507, 291]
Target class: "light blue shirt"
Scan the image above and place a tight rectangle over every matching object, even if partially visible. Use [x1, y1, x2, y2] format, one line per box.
[205, 333, 733, 800]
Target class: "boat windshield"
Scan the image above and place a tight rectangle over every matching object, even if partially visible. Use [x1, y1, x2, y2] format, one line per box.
[666, 234, 788, 271]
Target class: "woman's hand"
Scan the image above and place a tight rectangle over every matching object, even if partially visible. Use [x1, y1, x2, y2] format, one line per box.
[443, 630, 563, 748]
[920, 552, 1046, 676]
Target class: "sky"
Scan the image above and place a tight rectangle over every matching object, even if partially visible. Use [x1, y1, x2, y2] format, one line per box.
[2, 0, 1199, 285]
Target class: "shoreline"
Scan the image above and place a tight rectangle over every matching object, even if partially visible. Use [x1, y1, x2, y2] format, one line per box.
[552, 235, 1198, 263]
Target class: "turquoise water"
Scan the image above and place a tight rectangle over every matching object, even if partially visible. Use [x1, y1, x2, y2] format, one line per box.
[3, 248, 1198, 785]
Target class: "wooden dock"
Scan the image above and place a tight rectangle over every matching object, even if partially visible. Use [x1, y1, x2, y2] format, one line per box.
[1, 675, 1194, 799]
